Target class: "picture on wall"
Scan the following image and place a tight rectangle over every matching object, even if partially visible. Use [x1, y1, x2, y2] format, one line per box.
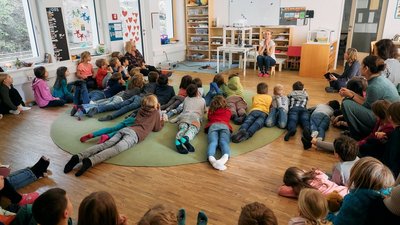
[396, 0, 400, 19]
[120, 0, 144, 54]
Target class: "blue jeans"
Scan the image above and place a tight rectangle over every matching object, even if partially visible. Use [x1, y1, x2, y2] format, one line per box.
[240, 110, 267, 136]
[6, 168, 37, 190]
[205, 82, 222, 106]
[89, 90, 106, 101]
[265, 107, 287, 128]
[73, 80, 90, 105]
[310, 112, 330, 140]
[207, 123, 231, 157]
[97, 95, 142, 119]
[257, 55, 276, 73]
[287, 106, 310, 133]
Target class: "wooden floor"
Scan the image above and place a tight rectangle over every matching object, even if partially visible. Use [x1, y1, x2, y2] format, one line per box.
[0, 67, 344, 224]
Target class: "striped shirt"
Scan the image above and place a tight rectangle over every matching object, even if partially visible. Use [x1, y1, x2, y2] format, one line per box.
[288, 90, 308, 109]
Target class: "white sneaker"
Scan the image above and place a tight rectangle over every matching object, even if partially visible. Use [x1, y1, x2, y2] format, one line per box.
[311, 131, 319, 138]
[9, 110, 20, 115]
[0, 114, 3, 119]
[20, 106, 31, 111]
[89, 100, 95, 104]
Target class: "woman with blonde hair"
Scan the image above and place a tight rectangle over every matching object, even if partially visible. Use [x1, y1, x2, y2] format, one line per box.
[289, 188, 332, 225]
[124, 41, 159, 76]
[327, 157, 395, 225]
[325, 48, 361, 93]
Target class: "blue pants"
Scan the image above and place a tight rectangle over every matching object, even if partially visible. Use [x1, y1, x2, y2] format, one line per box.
[287, 106, 310, 133]
[257, 55, 276, 73]
[73, 80, 90, 105]
[92, 117, 135, 138]
[6, 168, 37, 190]
[97, 95, 142, 119]
[265, 107, 287, 128]
[239, 110, 267, 136]
[207, 123, 231, 157]
[44, 99, 65, 107]
[310, 112, 330, 140]
[60, 94, 73, 103]
[89, 90, 106, 101]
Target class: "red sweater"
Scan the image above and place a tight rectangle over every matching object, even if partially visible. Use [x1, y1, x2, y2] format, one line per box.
[96, 68, 108, 89]
[358, 119, 394, 146]
[205, 108, 232, 133]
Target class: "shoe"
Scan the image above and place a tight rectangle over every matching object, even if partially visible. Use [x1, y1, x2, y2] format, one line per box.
[64, 155, 79, 173]
[9, 110, 20, 115]
[258, 72, 264, 77]
[70, 105, 78, 116]
[76, 109, 84, 121]
[197, 211, 208, 225]
[284, 130, 295, 141]
[325, 87, 339, 93]
[237, 131, 250, 143]
[86, 107, 98, 117]
[18, 192, 39, 206]
[98, 115, 113, 121]
[75, 158, 92, 177]
[263, 72, 270, 78]
[20, 106, 31, 111]
[302, 129, 312, 150]
[178, 208, 186, 225]
[232, 130, 246, 143]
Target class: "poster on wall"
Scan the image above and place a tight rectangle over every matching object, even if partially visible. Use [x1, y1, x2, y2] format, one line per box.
[109, 22, 123, 41]
[279, 7, 306, 26]
[46, 7, 70, 61]
[396, 0, 400, 19]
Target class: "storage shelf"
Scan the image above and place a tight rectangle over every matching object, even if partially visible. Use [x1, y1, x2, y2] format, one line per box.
[188, 33, 209, 36]
[187, 5, 208, 8]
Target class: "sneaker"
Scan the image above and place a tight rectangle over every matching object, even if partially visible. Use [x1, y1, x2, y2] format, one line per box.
[18, 192, 39, 206]
[263, 72, 270, 78]
[70, 105, 78, 116]
[76, 109, 84, 121]
[9, 110, 20, 115]
[20, 106, 31, 111]
[258, 72, 264, 77]
[86, 107, 98, 117]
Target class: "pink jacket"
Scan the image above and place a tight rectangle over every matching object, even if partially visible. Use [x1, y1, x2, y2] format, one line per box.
[32, 78, 57, 107]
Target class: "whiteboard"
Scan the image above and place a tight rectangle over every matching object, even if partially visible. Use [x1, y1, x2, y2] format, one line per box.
[229, 0, 280, 26]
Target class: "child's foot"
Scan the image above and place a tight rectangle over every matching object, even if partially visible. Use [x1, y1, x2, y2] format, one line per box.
[0, 114, 2, 119]
[30, 156, 50, 178]
[258, 72, 264, 77]
[64, 155, 79, 173]
[86, 107, 98, 117]
[9, 110, 20, 115]
[197, 211, 208, 225]
[98, 115, 113, 121]
[284, 130, 295, 141]
[70, 105, 78, 116]
[176, 139, 188, 154]
[301, 129, 312, 150]
[218, 154, 229, 165]
[311, 131, 319, 138]
[231, 130, 246, 143]
[80, 133, 94, 142]
[181, 136, 195, 152]
[20, 106, 31, 111]
[237, 131, 250, 143]
[178, 208, 186, 225]
[211, 161, 227, 171]
[263, 72, 270, 77]
[18, 192, 39, 206]
[75, 158, 92, 177]
[98, 134, 110, 144]
[76, 109, 84, 121]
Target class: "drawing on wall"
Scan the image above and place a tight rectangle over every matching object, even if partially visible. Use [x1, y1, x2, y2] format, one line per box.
[121, 9, 141, 43]
[279, 7, 306, 26]
[396, 0, 400, 19]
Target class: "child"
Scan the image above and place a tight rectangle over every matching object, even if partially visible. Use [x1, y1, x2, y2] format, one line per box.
[119, 56, 131, 80]
[327, 157, 395, 225]
[222, 73, 247, 124]
[154, 74, 175, 106]
[32, 66, 65, 107]
[265, 84, 288, 129]
[204, 74, 225, 106]
[301, 100, 340, 149]
[95, 58, 112, 89]
[170, 84, 206, 154]
[64, 94, 164, 176]
[110, 57, 124, 79]
[52, 67, 73, 103]
[138, 204, 178, 225]
[205, 96, 232, 171]
[161, 75, 192, 111]
[88, 72, 125, 101]
[289, 188, 332, 225]
[366, 185, 400, 225]
[278, 167, 348, 198]
[143, 71, 159, 95]
[284, 81, 310, 141]
[231, 82, 272, 143]
[193, 77, 204, 97]
[238, 202, 278, 225]
[0, 74, 31, 115]
[382, 101, 400, 177]
[76, 51, 96, 89]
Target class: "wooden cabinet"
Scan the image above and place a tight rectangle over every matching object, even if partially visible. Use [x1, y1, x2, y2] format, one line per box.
[299, 41, 337, 77]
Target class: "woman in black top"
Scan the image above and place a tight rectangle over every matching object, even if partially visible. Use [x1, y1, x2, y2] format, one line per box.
[0, 74, 31, 115]
[124, 41, 159, 76]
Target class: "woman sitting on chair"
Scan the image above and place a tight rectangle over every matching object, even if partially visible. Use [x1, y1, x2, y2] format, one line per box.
[124, 41, 160, 76]
[257, 30, 276, 78]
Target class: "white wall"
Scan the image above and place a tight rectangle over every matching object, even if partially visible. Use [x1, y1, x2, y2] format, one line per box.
[382, 0, 400, 39]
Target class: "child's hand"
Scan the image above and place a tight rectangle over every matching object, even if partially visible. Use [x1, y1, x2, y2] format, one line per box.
[118, 214, 128, 225]
[375, 132, 387, 140]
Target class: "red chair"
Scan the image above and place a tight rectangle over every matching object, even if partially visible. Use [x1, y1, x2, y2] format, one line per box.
[286, 46, 302, 70]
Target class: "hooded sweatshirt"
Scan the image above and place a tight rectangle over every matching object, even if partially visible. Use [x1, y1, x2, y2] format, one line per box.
[32, 78, 57, 107]
[130, 106, 163, 142]
[222, 76, 244, 98]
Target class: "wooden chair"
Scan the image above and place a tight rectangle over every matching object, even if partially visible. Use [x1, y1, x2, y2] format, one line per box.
[286, 46, 302, 70]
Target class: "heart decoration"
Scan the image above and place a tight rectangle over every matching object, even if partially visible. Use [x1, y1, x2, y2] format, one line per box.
[133, 13, 138, 17]
[133, 19, 137, 24]
[125, 32, 129, 37]
[136, 26, 140, 30]
[136, 31, 139, 36]
[127, 25, 132, 32]
[128, 17, 133, 23]
[135, 36, 140, 42]
[131, 31, 136, 37]
[122, 10, 128, 17]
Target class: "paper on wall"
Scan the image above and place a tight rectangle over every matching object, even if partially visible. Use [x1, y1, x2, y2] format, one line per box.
[358, 13, 363, 22]
[368, 12, 375, 23]
[357, 0, 368, 9]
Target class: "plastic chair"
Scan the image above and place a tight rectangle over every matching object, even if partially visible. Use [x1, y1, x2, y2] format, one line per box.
[286, 46, 302, 70]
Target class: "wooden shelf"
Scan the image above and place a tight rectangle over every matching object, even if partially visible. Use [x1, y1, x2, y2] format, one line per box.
[299, 41, 338, 77]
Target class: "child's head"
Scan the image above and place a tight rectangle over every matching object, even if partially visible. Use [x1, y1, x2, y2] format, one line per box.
[148, 71, 159, 83]
[257, 82, 268, 94]
[179, 75, 193, 89]
[110, 51, 122, 59]
[348, 156, 395, 190]
[292, 81, 304, 91]
[33, 188, 73, 225]
[374, 39, 398, 60]
[157, 74, 168, 86]
[346, 77, 367, 96]
[209, 95, 228, 113]
[110, 72, 122, 81]
[34, 66, 48, 80]
[78, 191, 119, 225]
[137, 204, 177, 225]
[128, 72, 144, 89]
[141, 94, 159, 109]
[371, 99, 391, 122]
[193, 77, 203, 88]
[186, 84, 198, 97]
[297, 188, 329, 224]
[120, 56, 129, 66]
[333, 135, 359, 162]
[129, 67, 141, 77]
[213, 74, 225, 87]
[283, 167, 315, 196]
[328, 100, 340, 111]
[80, 51, 91, 63]
[273, 84, 284, 95]
[238, 202, 278, 225]
[388, 102, 400, 126]
[56, 66, 69, 79]
[109, 57, 121, 68]
[95, 58, 108, 69]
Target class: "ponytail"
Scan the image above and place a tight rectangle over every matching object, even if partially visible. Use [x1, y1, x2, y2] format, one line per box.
[362, 55, 386, 74]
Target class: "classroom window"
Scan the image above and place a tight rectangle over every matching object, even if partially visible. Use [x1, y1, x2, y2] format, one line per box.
[119, 0, 144, 54]
[62, 0, 99, 50]
[159, 0, 174, 39]
[0, 0, 38, 63]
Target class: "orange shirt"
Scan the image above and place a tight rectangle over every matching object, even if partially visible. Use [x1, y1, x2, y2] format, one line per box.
[77, 62, 93, 79]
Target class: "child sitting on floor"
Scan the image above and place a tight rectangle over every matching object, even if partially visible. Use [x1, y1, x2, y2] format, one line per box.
[64, 94, 164, 176]
[170, 84, 206, 154]
[265, 84, 288, 129]
[231, 82, 272, 143]
[95, 58, 112, 89]
[222, 73, 247, 125]
[205, 95, 232, 171]
[143, 71, 159, 95]
[32, 66, 65, 108]
[52, 66, 73, 103]
[238, 202, 278, 225]
[161, 75, 192, 111]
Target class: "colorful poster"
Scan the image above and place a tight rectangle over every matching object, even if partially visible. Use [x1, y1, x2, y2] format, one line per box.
[121, 9, 141, 43]
[396, 0, 400, 19]
[66, 7, 92, 44]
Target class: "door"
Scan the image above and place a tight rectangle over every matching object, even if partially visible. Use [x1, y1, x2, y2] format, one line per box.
[346, 0, 388, 59]
[119, 0, 145, 55]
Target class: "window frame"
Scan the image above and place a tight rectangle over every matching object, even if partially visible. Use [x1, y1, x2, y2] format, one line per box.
[159, 0, 175, 40]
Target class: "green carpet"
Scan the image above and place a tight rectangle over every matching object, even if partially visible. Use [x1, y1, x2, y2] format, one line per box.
[50, 89, 284, 167]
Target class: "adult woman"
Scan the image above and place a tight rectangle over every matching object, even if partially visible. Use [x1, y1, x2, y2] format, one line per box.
[257, 30, 276, 77]
[373, 39, 400, 87]
[340, 55, 400, 140]
[0, 74, 30, 115]
[325, 48, 360, 93]
[124, 41, 159, 76]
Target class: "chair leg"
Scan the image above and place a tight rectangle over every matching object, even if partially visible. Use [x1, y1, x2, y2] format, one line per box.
[271, 66, 276, 76]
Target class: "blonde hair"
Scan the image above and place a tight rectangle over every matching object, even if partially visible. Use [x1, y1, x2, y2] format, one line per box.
[346, 48, 358, 63]
[79, 51, 91, 64]
[298, 189, 332, 225]
[128, 72, 144, 90]
[129, 67, 141, 77]
[209, 95, 228, 114]
[273, 84, 283, 95]
[125, 41, 136, 53]
[238, 202, 278, 225]
[141, 94, 158, 109]
[348, 157, 395, 190]
[137, 204, 177, 225]
[0, 74, 9, 85]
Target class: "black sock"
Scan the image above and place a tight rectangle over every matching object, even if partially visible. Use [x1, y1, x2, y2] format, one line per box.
[1, 179, 22, 204]
[176, 139, 188, 154]
[75, 158, 92, 177]
[64, 155, 79, 173]
[98, 115, 113, 121]
[181, 136, 195, 152]
[30, 157, 50, 178]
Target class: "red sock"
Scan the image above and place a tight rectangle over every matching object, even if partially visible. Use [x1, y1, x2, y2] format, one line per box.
[98, 134, 110, 144]
[80, 134, 94, 142]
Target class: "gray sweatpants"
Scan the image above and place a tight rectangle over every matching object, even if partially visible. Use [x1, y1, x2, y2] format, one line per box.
[78, 127, 138, 165]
